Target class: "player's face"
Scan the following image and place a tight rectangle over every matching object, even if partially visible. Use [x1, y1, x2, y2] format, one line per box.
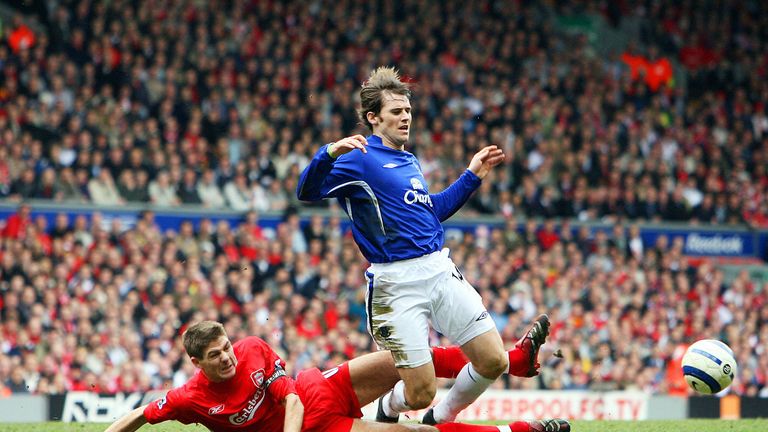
[196, 336, 238, 382]
[369, 92, 411, 149]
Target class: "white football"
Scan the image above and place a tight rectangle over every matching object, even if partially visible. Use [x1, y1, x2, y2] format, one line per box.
[681, 339, 737, 394]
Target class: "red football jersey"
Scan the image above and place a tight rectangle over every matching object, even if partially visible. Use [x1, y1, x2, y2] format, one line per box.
[144, 336, 297, 431]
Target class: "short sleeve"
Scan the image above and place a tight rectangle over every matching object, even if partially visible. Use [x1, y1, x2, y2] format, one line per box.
[243, 337, 297, 401]
[266, 366, 297, 402]
[143, 387, 186, 424]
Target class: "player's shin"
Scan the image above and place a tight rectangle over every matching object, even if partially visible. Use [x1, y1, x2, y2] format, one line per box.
[381, 380, 409, 417]
[430, 363, 497, 423]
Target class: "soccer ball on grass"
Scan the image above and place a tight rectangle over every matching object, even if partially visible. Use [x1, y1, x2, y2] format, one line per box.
[681, 339, 737, 394]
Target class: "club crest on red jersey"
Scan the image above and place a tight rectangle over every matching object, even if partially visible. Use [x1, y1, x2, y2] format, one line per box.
[228, 364, 285, 425]
[250, 369, 265, 388]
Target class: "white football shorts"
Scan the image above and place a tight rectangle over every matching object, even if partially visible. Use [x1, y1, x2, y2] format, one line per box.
[364, 248, 495, 368]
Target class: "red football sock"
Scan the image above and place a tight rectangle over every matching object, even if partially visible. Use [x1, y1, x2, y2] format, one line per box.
[432, 345, 533, 378]
[432, 346, 468, 379]
[510, 421, 532, 432]
[507, 346, 534, 377]
[434, 422, 530, 432]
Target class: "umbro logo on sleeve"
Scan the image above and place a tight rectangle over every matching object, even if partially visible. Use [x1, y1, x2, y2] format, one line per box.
[382, 163, 398, 168]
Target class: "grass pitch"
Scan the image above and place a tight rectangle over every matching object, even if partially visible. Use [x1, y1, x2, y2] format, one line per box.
[2, 420, 767, 431]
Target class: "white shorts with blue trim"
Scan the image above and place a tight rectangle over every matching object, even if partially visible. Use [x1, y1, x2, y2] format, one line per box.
[364, 248, 495, 368]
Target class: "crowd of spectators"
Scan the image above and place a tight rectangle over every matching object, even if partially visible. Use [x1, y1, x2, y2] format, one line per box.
[0, 0, 767, 401]
[1, 0, 767, 226]
[0, 205, 766, 398]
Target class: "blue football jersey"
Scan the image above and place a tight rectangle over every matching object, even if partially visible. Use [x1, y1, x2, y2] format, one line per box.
[297, 135, 481, 263]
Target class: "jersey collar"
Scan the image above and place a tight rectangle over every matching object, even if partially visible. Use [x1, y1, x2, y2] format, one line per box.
[198, 367, 237, 393]
[367, 134, 385, 148]
[368, 134, 409, 153]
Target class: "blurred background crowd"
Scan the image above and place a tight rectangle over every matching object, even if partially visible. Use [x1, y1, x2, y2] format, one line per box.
[0, 0, 767, 399]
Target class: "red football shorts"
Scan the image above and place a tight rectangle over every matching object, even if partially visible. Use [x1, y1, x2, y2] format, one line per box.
[297, 362, 362, 432]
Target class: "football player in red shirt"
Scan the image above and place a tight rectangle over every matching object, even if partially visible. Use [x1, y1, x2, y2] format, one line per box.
[105, 321, 569, 432]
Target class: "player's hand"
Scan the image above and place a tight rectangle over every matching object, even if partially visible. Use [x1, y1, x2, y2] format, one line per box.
[328, 135, 368, 158]
[467, 145, 505, 179]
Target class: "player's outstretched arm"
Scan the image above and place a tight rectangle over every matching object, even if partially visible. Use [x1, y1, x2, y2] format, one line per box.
[104, 404, 149, 432]
[327, 135, 368, 158]
[296, 135, 367, 201]
[282, 393, 304, 432]
[429, 145, 505, 221]
[467, 145, 505, 179]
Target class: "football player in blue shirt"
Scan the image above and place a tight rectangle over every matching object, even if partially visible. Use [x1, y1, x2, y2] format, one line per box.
[297, 67, 549, 425]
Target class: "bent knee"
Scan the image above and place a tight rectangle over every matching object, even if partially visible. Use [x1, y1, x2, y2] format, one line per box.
[408, 393, 435, 410]
[474, 352, 508, 378]
[404, 383, 436, 409]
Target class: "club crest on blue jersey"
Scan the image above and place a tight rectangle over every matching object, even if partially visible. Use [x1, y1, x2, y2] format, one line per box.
[404, 177, 432, 206]
[404, 189, 433, 207]
[410, 178, 425, 190]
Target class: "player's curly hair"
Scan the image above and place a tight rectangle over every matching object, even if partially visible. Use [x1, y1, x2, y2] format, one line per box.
[359, 66, 411, 131]
[183, 321, 227, 359]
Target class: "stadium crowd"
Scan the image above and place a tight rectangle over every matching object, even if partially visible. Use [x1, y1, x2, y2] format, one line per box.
[1, 0, 767, 226]
[1, 205, 767, 398]
[1, 0, 767, 400]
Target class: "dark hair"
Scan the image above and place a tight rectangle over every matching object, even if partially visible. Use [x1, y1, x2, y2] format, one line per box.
[358, 67, 411, 131]
[182, 321, 226, 358]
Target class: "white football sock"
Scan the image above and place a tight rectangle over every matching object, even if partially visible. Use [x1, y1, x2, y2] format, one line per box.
[383, 380, 409, 416]
[431, 363, 496, 423]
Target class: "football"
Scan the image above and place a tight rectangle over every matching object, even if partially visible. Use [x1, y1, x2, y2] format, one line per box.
[681, 339, 737, 394]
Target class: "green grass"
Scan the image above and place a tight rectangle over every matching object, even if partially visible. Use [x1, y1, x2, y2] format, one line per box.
[2, 420, 767, 431]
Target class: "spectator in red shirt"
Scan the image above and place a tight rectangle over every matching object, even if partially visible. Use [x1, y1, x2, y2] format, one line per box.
[745, 202, 768, 228]
[8, 16, 35, 53]
[679, 35, 720, 71]
[1, 203, 31, 239]
[621, 45, 672, 92]
[644, 46, 673, 92]
[620, 43, 649, 82]
[536, 220, 560, 251]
